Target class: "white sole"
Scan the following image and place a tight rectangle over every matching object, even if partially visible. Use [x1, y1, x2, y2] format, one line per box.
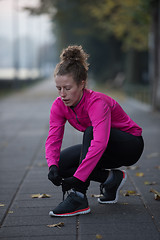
[49, 207, 91, 217]
[98, 170, 127, 204]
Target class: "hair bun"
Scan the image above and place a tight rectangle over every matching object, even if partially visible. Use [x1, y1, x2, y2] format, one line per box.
[60, 45, 89, 70]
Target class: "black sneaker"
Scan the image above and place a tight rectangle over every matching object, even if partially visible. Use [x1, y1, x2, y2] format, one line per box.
[49, 191, 91, 217]
[98, 170, 127, 204]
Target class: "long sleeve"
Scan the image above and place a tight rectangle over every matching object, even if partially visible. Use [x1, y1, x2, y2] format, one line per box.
[45, 101, 66, 168]
[74, 98, 111, 182]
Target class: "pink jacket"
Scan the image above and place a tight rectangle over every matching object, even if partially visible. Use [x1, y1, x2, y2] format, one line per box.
[45, 89, 142, 182]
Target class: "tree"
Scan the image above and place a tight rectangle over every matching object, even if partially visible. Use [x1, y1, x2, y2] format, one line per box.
[25, 0, 160, 110]
[85, 0, 150, 51]
[149, 0, 160, 110]
[24, 0, 126, 81]
[83, 0, 151, 87]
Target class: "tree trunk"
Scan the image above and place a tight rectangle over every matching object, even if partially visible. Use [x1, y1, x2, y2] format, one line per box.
[149, 0, 160, 110]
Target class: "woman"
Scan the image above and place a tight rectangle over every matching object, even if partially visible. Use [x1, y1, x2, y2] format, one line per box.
[45, 45, 144, 217]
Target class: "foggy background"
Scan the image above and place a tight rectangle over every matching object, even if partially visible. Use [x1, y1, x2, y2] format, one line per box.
[0, 0, 160, 110]
[0, 0, 56, 81]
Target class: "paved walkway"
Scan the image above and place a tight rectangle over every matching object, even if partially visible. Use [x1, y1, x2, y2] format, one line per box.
[0, 78, 160, 240]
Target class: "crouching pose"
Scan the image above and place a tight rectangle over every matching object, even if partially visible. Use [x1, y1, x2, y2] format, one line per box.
[45, 45, 144, 217]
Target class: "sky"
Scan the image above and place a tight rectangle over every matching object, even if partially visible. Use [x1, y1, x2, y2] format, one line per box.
[0, 0, 56, 76]
[0, 0, 54, 44]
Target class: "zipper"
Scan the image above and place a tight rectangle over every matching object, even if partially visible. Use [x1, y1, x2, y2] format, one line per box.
[71, 107, 80, 124]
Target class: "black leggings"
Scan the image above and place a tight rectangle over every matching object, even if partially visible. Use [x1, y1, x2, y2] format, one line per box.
[59, 127, 144, 191]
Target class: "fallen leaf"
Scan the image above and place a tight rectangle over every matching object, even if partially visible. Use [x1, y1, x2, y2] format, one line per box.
[91, 194, 102, 198]
[123, 190, 140, 196]
[39, 194, 51, 198]
[150, 189, 160, 201]
[8, 211, 14, 214]
[144, 181, 156, 185]
[126, 166, 139, 170]
[37, 163, 48, 167]
[0, 203, 5, 207]
[155, 194, 160, 201]
[150, 189, 159, 194]
[47, 222, 64, 228]
[136, 172, 144, 177]
[155, 166, 160, 170]
[31, 194, 51, 198]
[31, 194, 41, 198]
[147, 152, 159, 158]
[96, 234, 103, 239]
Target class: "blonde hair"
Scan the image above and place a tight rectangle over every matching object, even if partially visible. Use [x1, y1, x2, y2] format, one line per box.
[54, 45, 89, 85]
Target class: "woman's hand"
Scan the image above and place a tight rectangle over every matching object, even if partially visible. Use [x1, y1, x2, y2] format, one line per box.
[48, 165, 62, 186]
[62, 176, 85, 192]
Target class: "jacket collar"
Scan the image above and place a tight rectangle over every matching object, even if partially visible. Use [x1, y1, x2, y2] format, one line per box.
[70, 88, 87, 110]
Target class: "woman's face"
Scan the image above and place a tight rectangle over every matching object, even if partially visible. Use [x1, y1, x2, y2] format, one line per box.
[55, 74, 85, 107]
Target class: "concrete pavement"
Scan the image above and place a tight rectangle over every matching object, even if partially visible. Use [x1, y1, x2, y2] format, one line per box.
[0, 78, 160, 240]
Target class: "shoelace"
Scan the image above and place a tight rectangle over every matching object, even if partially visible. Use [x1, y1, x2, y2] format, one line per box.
[60, 182, 66, 201]
[63, 190, 68, 201]
[61, 179, 71, 201]
[61, 183, 69, 201]
[100, 183, 104, 195]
